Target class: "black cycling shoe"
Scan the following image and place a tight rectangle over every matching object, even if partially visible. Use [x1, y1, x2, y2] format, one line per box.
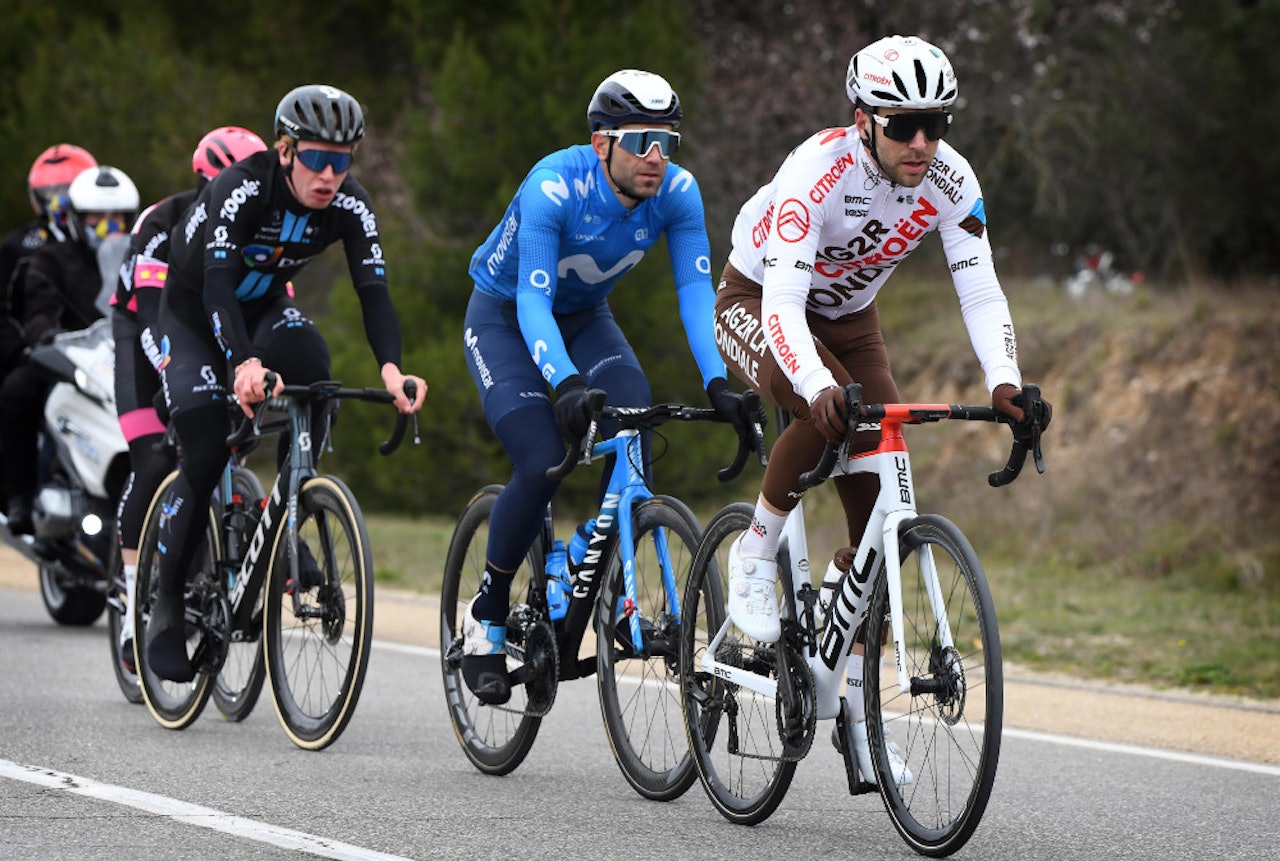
[462, 654, 512, 705]
[145, 593, 194, 683]
[460, 599, 511, 705]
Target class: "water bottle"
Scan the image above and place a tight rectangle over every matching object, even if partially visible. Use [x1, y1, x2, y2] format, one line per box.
[545, 539, 571, 621]
[568, 518, 597, 566]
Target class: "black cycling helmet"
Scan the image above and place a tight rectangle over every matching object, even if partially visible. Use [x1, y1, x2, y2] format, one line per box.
[587, 69, 682, 132]
[273, 84, 365, 145]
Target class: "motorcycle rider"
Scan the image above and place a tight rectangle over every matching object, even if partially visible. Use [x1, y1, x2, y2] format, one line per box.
[111, 127, 267, 668]
[1, 165, 139, 535]
[1, 144, 99, 376]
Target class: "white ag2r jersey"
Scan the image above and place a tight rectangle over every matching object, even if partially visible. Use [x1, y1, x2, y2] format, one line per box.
[726, 126, 1021, 404]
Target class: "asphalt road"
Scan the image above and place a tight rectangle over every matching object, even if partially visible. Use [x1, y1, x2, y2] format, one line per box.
[2, 584, 1278, 861]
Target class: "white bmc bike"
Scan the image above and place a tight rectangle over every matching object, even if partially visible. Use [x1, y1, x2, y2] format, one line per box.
[680, 382, 1048, 857]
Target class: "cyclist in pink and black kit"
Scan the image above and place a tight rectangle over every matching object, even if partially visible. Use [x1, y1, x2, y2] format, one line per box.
[109, 126, 268, 670]
[713, 35, 1051, 781]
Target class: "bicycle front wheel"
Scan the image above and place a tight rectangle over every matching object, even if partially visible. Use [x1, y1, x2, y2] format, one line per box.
[680, 503, 796, 825]
[597, 495, 702, 802]
[264, 475, 373, 750]
[864, 514, 1003, 857]
[212, 466, 267, 723]
[134, 471, 215, 729]
[440, 485, 545, 775]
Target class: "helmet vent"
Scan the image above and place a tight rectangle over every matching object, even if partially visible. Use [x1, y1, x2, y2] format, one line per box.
[913, 59, 928, 100]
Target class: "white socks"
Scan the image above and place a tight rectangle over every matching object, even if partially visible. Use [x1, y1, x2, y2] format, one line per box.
[738, 495, 787, 559]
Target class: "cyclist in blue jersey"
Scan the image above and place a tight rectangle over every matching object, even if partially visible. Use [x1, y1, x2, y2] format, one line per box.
[459, 69, 756, 704]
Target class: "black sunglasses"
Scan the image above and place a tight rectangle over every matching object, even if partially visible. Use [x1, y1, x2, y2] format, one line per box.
[869, 111, 952, 143]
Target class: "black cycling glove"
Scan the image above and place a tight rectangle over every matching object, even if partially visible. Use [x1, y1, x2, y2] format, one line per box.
[553, 374, 592, 445]
[706, 377, 749, 437]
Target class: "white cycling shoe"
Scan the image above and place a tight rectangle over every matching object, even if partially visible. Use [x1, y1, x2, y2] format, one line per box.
[851, 718, 914, 786]
[727, 534, 781, 643]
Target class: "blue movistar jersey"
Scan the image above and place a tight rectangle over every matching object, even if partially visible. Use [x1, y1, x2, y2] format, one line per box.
[469, 144, 724, 389]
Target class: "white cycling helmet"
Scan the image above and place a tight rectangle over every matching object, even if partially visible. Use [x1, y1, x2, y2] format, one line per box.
[587, 69, 682, 131]
[845, 35, 957, 110]
[66, 166, 140, 247]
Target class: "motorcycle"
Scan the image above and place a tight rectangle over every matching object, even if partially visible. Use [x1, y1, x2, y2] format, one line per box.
[0, 234, 131, 628]
[0, 316, 130, 626]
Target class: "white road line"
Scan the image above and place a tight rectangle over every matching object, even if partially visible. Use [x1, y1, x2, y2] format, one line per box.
[1002, 727, 1280, 777]
[0, 758, 416, 861]
[376, 638, 1280, 777]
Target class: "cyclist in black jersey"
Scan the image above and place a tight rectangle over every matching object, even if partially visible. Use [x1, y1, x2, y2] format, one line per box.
[147, 85, 427, 682]
[110, 126, 268, 670]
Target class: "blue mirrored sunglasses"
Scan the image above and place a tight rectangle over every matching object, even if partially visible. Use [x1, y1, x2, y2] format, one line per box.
[599, 128, 681, 159]
[292, 146, 354, 174]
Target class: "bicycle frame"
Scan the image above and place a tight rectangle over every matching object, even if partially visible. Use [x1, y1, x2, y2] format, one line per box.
[700, 406, 958, 720]
[223, 398, 321, 637]
[553, 426, 679, 667]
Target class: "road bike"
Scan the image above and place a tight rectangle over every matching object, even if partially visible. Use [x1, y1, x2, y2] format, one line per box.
[440, 390, 766, 799]
[132, 377, 416, 750]
[680, 382, 1047, 856]
[108, 417, 264, 715]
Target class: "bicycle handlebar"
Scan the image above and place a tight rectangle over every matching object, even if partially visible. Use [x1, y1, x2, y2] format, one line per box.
[544, 388, 769, 483]
[378, 379, 418, 456]
[225, 375, 418, 456]
[798, 382, 1048, 489]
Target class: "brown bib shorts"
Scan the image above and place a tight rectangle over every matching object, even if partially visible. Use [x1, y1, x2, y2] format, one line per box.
[714, 263, 900, 541]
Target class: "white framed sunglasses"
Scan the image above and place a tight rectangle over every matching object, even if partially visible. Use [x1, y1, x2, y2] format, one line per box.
[598, 128, 681, 159]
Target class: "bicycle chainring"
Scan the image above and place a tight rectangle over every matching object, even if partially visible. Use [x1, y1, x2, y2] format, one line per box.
[520, 618, 558, 717]
[775, 641, 817, 759]
[191, 585, 231, 676]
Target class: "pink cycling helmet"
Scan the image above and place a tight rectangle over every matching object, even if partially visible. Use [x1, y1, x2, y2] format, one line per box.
[28, 143, 98, 220]
[192, 126, 268, 180]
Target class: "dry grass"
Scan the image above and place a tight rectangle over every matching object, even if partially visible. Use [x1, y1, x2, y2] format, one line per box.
[362, 278, 1280, 699]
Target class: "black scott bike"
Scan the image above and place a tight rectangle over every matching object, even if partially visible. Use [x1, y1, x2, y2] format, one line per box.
[133, 378, 416, 750]
[109, 416, 264, 717]
[440, 391, 766, 799]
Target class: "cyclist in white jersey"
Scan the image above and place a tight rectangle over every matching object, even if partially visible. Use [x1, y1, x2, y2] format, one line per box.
[713, 34, 1052, 779]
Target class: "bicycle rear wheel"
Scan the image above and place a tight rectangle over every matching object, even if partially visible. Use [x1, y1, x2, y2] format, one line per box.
[264, 475, 373, 750]
[134, 471, 215, 729]
[597, 495, 702, 801]
[864, 514, 1002, 857]
[680, 503, 796, 825]
[440, 484, 546, 775]
[211, 466, 267, 723]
